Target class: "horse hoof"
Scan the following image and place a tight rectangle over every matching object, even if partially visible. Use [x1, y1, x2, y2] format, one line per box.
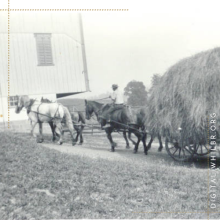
[79, 142, 83, 145]
[72, 142, 77, 146]
[37, 138, 44, 143]
[126, 145, 130, 149]
[133, 150, 137, 154]
[110, 149, 115, 152]
[158, 148, 163, 152]
[58, 141, 63, 145]
[145, 151, 148, 155]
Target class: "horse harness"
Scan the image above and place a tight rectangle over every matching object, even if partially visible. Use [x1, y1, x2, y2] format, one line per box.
[27, 100, 62, 123]
[26, 99, 36, 114]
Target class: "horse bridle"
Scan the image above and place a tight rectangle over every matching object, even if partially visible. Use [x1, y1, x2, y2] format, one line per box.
[86, 104, 101, 120]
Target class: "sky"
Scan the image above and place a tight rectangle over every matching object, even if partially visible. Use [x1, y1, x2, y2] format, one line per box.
[70, 1, 220, 98]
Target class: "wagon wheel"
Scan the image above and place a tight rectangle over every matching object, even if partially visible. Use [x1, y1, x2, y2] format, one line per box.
[165, 137, 195, 162]
[194, 143, 210, 156]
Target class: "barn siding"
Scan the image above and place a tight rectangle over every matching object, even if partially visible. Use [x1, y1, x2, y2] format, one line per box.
[7, 13, 87, 97]
[9, 33, 86, 97]
[0, 12, 89, 123]
[6, 12, 87, 97]
[0, 12, 8, 102]
[0, 34, 7, 98]
[0, 13, 87, 97]
[10, 12, 82, 43]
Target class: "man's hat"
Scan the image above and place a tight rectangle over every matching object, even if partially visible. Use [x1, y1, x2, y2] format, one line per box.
[112, 84, 118, 89]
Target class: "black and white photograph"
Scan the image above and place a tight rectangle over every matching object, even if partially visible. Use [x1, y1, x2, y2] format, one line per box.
[0, 0, 220, 219]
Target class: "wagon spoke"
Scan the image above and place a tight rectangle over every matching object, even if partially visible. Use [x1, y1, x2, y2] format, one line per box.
[195, 144, 200, 152]
[165, 139, 194, 162]
[200, 145, 203, 154]
[178, 148, 181, 158]
[182, 148, 186, 158]
[194, 144, 210, 156]
[184, 147, 193, 154]
[203, 144, 209, 152]
[173, 148, 178, 155]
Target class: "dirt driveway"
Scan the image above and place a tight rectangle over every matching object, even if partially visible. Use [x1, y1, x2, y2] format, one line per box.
[40, 133, 213, 169]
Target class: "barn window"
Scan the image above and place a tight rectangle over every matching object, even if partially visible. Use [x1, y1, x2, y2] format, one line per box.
[8, 96, 18, 107]
[34, 33, 54, 66]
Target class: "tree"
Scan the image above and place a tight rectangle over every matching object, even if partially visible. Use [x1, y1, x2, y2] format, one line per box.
[124, 80, 148, 106]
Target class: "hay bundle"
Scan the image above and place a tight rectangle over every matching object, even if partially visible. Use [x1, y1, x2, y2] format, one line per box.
[146, 47, 220, 141]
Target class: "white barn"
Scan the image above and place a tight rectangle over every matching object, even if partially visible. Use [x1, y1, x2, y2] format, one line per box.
[0, 12, 89, 127]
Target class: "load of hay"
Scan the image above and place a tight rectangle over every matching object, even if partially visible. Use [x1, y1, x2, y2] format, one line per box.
[146, 47, 220, 142]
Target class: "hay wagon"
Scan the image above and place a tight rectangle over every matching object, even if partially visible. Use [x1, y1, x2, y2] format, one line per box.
[147, 47, 220, 162]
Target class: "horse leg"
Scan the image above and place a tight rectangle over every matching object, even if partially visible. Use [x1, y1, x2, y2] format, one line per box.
[55, 122, 63, 145]
[123, 130, 130, 149]
[49, 122, 56, 142]
[147, 135, 154, 150]
[79, 125, 84, 144]
[74, 125, 80, 143]
[142, 132, 148, 155]
[31, 122, 38, 138]
[133, 131, 142, 154]
[158, 134, 163, 152]
[128, 132, 137, 145]
[37, 122, 44, 143]
[105, 127, 116, 152]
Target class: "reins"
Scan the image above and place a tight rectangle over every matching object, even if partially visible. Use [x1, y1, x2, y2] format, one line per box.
[85, 100, 146, 134]
[25, 98, 146, 134]
[104, 119, 146, 134]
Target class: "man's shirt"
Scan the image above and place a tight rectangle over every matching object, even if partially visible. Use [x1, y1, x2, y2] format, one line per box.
[111, 89, 124, 104]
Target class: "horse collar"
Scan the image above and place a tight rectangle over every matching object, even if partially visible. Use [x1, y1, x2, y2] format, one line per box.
[36, 103, 43, 122]
[26, 99, 36, 114]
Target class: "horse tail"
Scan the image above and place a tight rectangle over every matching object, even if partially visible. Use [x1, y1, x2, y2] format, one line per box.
[78, 111, 86, 124]
[63, 106, 74, 132]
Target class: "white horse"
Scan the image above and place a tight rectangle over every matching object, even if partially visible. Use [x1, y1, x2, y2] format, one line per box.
[15, 95, 76, 145]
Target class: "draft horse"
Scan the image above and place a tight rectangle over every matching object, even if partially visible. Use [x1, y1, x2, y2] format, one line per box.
[129, 108, 164, 152]
[85, 100, 148, 154]
[84, 100, 131, 149]
[15, 95, 76, 145]
[41, 97, 85, 144]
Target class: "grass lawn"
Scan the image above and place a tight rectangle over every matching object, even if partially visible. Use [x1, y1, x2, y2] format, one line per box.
[0, 132, 219, 219]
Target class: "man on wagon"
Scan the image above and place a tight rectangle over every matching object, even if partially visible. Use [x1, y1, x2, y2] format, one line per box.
[101, 84, 125, 127]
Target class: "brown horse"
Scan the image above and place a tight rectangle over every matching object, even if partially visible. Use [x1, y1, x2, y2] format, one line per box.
[85, 100, 131, 149]
[85, 100, 148, 154]
[130, 107, 164, 152]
